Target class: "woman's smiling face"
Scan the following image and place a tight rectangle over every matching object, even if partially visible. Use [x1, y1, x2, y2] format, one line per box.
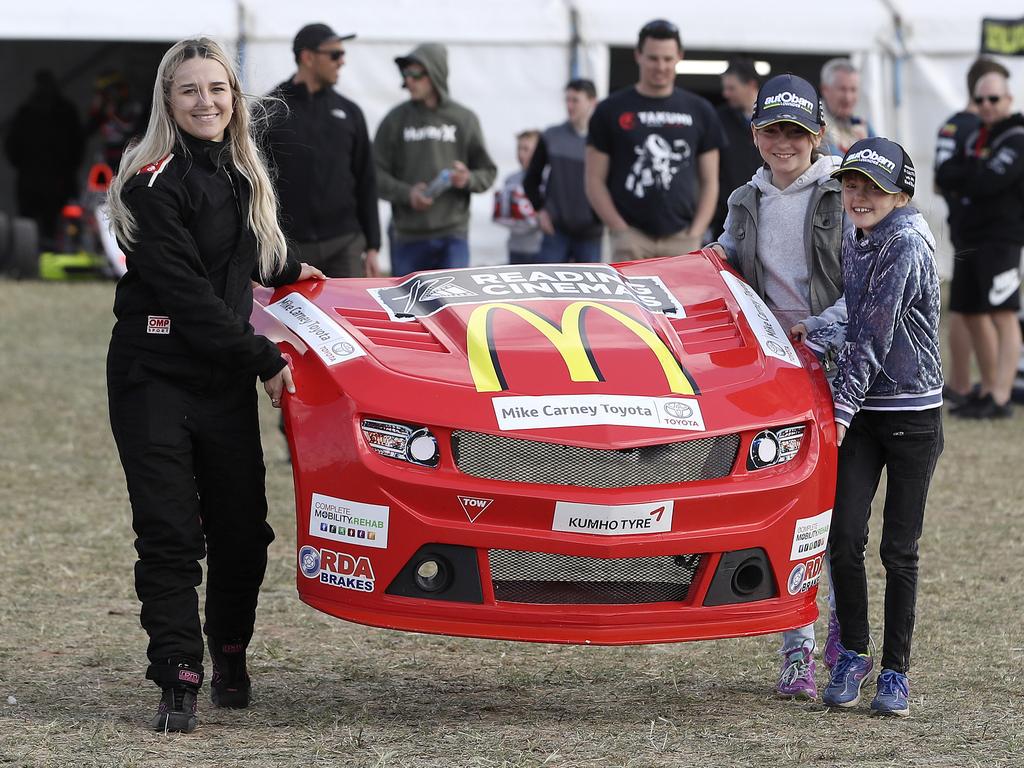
[170, 57, 233, 142]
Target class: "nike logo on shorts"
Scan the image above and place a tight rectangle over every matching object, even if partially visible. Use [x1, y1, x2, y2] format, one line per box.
[989, 267, 1021, 307]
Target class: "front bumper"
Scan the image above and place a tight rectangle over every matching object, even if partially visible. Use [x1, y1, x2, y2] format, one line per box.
[286, 397, 835, 645]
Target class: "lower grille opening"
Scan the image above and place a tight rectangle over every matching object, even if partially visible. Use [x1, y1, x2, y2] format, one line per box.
[489, 550, 702, 605]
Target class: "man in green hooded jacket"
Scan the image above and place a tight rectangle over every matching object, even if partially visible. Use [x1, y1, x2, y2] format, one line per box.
[374, 42, 497, 276]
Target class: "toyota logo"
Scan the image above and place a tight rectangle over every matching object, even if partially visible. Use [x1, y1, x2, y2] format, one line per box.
[664, 402, 693, 419]
[332, 341, 355, 356]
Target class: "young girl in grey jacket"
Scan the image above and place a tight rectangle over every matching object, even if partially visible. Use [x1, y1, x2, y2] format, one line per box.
[712, 73, 847, 701]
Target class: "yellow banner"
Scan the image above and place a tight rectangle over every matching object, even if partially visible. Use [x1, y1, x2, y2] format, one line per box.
[981, 17, 1024, 56]
[466, 301, 697, 395]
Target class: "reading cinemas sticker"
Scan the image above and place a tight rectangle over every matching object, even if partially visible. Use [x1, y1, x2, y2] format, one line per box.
[790, 509, 832, 560]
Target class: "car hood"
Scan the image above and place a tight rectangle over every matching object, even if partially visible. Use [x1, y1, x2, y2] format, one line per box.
[253, 251, 827, 444]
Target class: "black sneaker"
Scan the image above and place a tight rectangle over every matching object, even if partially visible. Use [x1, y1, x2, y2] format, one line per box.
[957, 393, 1013, 420]
[152, 678, 199, 733]
[209, 638, 251, 709]
[947, 383, 982, 414]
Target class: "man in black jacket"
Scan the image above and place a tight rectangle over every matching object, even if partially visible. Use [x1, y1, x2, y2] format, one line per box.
[933, 58, 1009, 407]
[267, 23, 381, 277]
[936, 70, 1024, 419]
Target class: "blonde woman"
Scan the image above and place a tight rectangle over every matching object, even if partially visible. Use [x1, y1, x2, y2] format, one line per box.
[106, 38, 322, 733]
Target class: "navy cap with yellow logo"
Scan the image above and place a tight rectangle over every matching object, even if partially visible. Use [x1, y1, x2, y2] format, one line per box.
[832, 137, 916, 197]
[751, 74, 824, 133]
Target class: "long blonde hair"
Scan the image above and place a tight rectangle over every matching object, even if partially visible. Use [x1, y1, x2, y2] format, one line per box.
[107, 37, 287, 281]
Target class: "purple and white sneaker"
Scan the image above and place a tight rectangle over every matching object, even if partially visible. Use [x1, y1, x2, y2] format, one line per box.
[823, 609, 845, 670]
[775, 643, 818, 700]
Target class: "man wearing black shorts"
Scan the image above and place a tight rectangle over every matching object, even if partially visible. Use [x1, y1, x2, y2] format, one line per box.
[937, 69, 1024, 418]
[933, 58, 1009, 407]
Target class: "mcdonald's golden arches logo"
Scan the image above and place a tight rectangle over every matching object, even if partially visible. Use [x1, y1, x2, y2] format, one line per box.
[466, 301, 698, 395]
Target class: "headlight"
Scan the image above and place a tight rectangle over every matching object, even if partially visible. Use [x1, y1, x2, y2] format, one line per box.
[747, 425, 805, 470]
[361, 419, 440, 467]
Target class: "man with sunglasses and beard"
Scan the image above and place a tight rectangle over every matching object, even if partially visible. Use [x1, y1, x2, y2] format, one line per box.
[374, 42, 497, 276]
[267, 23, 381, 278]
[937, 69, 1024, 419]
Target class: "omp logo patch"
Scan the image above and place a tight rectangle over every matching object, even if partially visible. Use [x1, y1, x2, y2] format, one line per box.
[147, 315, 170, 334]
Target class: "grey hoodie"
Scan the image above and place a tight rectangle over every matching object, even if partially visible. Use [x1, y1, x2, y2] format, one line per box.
[717, 155, 847, 328]
[374, 43, 497, 242]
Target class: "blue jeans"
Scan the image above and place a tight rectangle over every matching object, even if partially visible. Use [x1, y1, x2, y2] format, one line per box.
[535, 232, 602, 264]
[390, 236, 469, 277]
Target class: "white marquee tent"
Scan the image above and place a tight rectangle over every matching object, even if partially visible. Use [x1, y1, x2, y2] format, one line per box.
[4, 0, 1024, 272]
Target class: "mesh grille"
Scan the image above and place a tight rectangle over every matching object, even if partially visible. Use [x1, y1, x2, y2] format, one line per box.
[489, 550, 702, 604]
[452, 431, 739, 488]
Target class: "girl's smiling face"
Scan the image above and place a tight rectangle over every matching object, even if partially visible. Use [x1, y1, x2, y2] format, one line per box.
[751, 122, 822, 189]
[170, 57, 233, 142]
[841, 172, 907, 234]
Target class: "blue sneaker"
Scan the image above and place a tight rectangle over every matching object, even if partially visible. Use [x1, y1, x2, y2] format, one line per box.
[823, 649, 874, 708]
[871, 669, 910, 717]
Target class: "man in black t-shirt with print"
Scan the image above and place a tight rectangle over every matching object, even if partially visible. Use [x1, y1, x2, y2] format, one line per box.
[585, 19, 724, 261]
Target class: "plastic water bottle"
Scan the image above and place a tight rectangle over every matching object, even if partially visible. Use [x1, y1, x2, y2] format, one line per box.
[423, 168, 452, 199]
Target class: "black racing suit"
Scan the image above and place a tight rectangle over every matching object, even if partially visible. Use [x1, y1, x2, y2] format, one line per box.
[106, 133, 300, 688]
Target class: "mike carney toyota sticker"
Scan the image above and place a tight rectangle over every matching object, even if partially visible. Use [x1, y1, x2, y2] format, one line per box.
[720, 270, 802, 368]
[265, 292, 366, 367]
[368, 264, 684, 321]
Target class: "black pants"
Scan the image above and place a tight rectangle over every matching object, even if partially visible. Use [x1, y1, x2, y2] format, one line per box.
[829, 408, 943, 674]
[107, 349, 274, 687]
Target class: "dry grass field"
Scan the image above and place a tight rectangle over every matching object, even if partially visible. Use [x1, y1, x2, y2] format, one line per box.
[1, 280, 1021, 767]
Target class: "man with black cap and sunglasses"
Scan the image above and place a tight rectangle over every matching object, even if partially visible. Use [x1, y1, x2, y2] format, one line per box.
[266, 23, 381, 278]
[936, 69, 1024, 419]
[585, 19, 724, 261]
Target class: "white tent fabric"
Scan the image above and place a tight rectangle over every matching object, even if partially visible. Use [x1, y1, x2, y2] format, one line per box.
[4, 0, 1024, 272]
